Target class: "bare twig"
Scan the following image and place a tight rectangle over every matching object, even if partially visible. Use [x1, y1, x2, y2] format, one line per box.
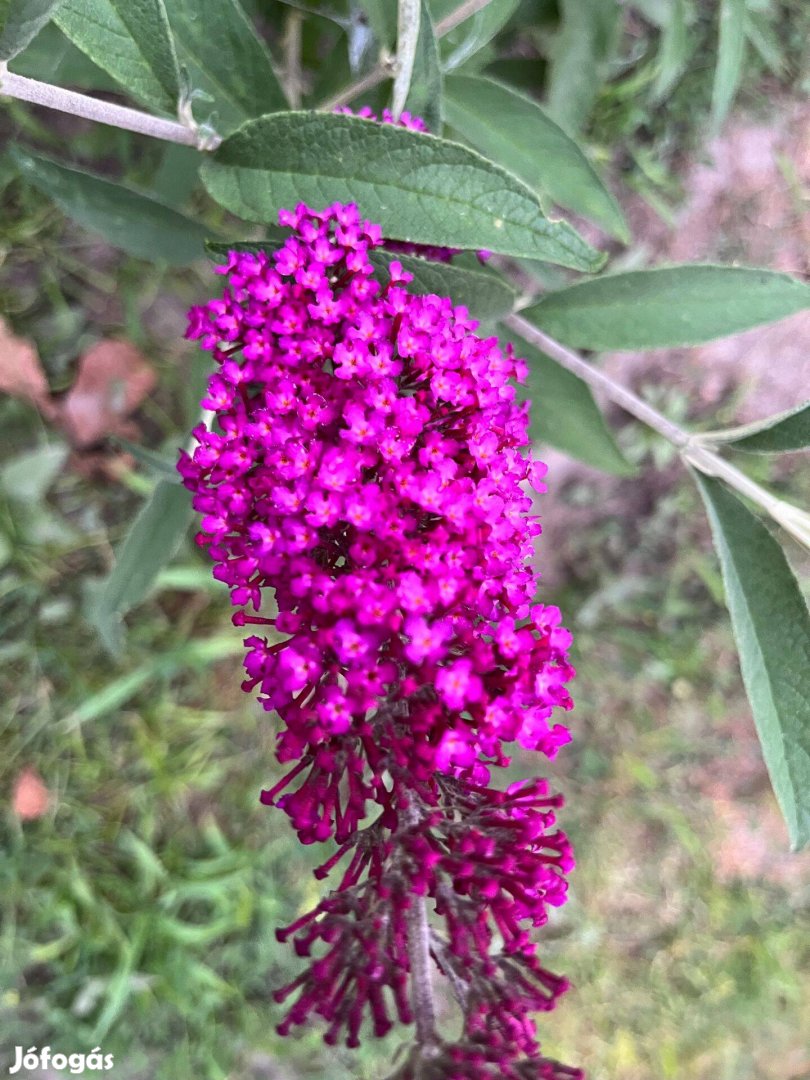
[429, 930, 469, 1009]
[319, 0, 496, 109]
[506, 312, 810, 551]
[318, 57, 393, 111]
[434, 0, 495, 36]
[0, 65, 221, 149]
[403, 804, 437, 1047]
[0, 0, 497, 135]
[506, 313, 690, 448]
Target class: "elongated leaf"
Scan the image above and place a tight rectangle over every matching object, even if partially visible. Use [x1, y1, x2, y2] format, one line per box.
[62, 665, 154, 729]
[444, 75, 627, 241]
[1, 443, 68, 502]
[12, 147, 209, 264]
[0, 0, 63, 60]
[503, 328, 633, 474]
[404, 0, 442, 133]
[745, 10, 786, 77]
[113, 437, 183, 480]
[166, 0, 285, 136]
[431, 0, 520, 72]
[712, 0, 746, 128]
[694, 473, 810, 850]
[9, 22, 115, 89]
[90, 479, 191, 650]
[702, 401, 810, 453]
[363, 0, 396, 47]
[524, 266, 810, 350]
[55, 0, 180, 114]
[652, 0, 690, 102]
[367, 251, 516, 322]
[206, 239, 517, 323]
[200, 112, 604, 271]
[546, 0, 620, 134]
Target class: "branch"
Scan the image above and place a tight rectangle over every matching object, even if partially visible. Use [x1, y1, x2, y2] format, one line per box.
[0, 0, 496, 138]
[403, 804, 437, 1048]
[319, 0, 496, 109]
[506, 313, 690, 448]
[434, 0, 496, 36]
[506, 313, 810, 552]
[0, 65, 221, 149]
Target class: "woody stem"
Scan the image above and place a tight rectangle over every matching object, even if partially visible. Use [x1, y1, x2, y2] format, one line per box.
[403, 804, 437, 1047]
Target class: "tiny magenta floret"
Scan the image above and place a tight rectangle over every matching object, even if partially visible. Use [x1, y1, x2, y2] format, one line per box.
[180, 201, 581, 1078]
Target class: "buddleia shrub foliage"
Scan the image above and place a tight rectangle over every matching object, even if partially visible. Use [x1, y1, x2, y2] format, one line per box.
[2, 1, 808, 1076]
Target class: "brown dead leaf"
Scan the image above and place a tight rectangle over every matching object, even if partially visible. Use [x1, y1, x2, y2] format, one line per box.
[60, 339, 156, 448]
[0, 317, 57, 418]
[12, 766, 51, 820]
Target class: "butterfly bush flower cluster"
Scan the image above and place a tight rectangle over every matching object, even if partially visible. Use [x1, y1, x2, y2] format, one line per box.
[180, 200, 580, 1079]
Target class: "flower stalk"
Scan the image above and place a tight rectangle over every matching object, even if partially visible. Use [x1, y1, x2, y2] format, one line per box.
[403, 805, 437, 1049]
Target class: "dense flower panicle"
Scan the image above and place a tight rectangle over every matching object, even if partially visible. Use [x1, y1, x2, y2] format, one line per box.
[181, 202, 575, 836]
[181, 200, 579, 1075]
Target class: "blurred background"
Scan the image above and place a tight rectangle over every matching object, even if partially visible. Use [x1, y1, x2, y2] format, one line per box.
[1, 2, 809, 1078]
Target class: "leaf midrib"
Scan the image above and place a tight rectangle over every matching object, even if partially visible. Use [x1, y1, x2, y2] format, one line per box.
[209, 156, 596, 267]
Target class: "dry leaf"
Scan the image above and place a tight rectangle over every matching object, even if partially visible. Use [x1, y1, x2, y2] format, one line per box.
[12, 766, 51, 820]
[0, 317, 57, 417]
[60, 339, 156, 448]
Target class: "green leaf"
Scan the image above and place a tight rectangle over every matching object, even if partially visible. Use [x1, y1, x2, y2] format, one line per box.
[55, 0, 180, 114]
[443, 75, 627, 241]
[745, 10, 786, 78]
[206, 238, 517, 323]
[431, 0, 520, 72]
[200, 112, 604, 272]
[1, 443, 68, 502]
[369, 251, 516, 323]
[12, 147, 209, 264]
[150, 143, 200, 206]
[702, 401, 810, 454]
[546, 0, 620, 134]
[362, 0, 396, 47]
[112, 437, 183, 480]
[524, 266, 810, 350]
[62, 632, 242, 726]
[503, 327, 634, 475]
[61, 664, 154, 728]
[0, 0, 63, 61]
[652, 0, 691, 102]
[90, 479, 191, 651]
[166, 0, 286, 136]
[711, 0, 746, 129]
[9, 22, 115, 89]
[694, 473, 810, 850]
[404, 0, 442, 134]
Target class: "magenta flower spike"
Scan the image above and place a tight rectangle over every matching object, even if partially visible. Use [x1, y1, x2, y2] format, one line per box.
[181, 202, 581, 1078]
